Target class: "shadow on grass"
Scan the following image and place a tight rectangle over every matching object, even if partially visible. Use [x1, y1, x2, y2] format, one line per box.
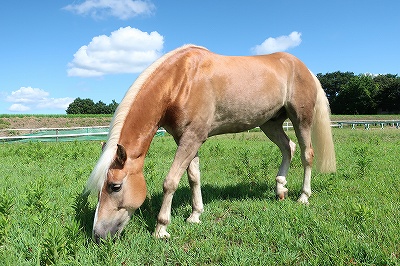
[137, 181, 280, 234]
[74, 181, 302, 240]
[73, 191, 95, 239]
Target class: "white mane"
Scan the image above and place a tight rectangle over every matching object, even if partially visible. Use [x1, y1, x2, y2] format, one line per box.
[85, 44, 208, 194]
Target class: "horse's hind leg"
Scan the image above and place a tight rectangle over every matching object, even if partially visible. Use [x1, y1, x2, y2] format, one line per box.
[186, 153, 204, 223]
[260, 119, 296, 200]
[290, 117, 314, 204]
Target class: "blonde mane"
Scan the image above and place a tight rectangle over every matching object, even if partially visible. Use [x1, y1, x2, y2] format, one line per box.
[85, 44, 208, 194]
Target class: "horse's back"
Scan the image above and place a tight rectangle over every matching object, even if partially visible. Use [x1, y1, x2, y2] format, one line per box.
[163, 47, 317, 136]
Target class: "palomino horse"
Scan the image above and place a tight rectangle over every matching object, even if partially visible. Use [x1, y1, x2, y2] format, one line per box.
[86, 44, 336, 242]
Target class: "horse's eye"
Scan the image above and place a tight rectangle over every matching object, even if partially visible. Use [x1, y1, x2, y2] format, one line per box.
[108, 183, 122, 193]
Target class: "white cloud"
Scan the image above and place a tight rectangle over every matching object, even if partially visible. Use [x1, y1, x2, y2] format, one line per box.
[9, 104, 31, 112]
[6, 87, 74, 112]
[7, 87, 49, 103]
[252, 31, 302, 55]
[67, 26, 164, 77]
[63, 0, 155, 20]
[37, 98, 75, 110]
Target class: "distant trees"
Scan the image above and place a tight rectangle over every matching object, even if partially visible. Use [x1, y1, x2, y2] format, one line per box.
[66, 98, 118, 114]
[317, 72, 400, 114]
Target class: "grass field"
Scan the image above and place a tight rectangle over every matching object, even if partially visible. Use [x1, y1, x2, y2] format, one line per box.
[0, 128, 399, 265]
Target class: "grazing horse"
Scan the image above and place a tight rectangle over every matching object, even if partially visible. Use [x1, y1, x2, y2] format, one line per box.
[86, 44, 336, 242]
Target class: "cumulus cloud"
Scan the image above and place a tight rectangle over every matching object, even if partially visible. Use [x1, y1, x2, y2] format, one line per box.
[67, 26, 164, 77]
[63, 0, 155, 20]
[6, 87, 74, 112]
[252, 31, 302, 55]
[9, 104, 31, 112]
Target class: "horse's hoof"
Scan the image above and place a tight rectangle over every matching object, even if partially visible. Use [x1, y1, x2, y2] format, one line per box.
[297, 193, 309, 204]
[276, 186, 288, 200]
[154, 225, 170, 239]
[276, 190, 288, 201]
[186, 215, 201, 224]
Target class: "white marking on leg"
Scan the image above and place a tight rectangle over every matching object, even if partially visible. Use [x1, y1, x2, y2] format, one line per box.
[154, 140, 203, 238]
[276, 175, 288, 200]
[154, 223, 170, 239]
[289, 140, 296, 159]
[298, 163, 312, 204]
[186, 156, 204, 223]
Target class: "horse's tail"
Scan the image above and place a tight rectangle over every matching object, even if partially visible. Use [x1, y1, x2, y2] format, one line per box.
[311, 72, 336, 173]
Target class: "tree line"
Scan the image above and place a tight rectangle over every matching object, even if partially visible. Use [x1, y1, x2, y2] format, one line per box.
[66, 72, 399, 115]
[66, 98, 118, 114]
[317, 72, 399, 114]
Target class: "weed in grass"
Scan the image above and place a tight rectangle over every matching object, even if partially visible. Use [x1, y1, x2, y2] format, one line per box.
[64, 219, 82, 259]
[73, 192, 94, 238]
[354, 146, 372, 178]
[26, 176, 49, 214]
[350, 203, 373, 230]
[0, 193, 13, 245]
[0, 193, 13, 218]
[41, 226, 66, 265]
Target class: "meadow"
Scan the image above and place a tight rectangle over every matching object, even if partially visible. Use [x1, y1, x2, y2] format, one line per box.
[0, 128, 399, 265]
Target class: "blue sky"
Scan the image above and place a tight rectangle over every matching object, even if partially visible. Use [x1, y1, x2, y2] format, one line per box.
[0, 0, 399, 114]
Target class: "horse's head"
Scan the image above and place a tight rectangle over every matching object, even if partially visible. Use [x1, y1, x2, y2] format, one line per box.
[93, 144, 147, 243]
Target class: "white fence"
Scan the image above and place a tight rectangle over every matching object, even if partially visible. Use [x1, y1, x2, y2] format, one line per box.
[335, 120, 400, 130]
[0, 120, 398, 143]
[0, 127, 166, 143]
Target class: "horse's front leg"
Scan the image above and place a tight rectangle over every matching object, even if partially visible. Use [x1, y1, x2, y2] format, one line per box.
[186, 154, 204, 223]
[154, 139, 202, 239]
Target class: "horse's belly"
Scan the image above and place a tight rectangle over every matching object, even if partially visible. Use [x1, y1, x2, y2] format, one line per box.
[208, 103, 281, 136]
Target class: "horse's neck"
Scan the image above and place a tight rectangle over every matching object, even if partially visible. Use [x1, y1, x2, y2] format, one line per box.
[119, 83, 167, 160]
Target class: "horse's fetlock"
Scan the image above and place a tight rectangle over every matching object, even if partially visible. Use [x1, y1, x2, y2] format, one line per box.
[276, 176, 287, 186]
[276, 176, 288, 200]
[186, 211, 202, 223]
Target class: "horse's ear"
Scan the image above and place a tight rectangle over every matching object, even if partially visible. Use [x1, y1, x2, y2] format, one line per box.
[116, 144, 127, 166]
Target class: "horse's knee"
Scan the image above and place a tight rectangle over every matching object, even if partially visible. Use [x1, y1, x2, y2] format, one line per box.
[163, 178, 179, 193]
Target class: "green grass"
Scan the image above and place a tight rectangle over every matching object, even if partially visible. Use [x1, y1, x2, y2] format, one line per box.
[0, 129, 399, 265]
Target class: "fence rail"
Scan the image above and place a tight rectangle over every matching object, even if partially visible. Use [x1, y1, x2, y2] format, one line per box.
[0, 127, 166, 143]
[335, 120, 400, 130]
[0, 120, 398, 143]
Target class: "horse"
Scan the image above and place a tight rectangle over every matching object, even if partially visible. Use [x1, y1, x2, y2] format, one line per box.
[86, 44, 336, 242]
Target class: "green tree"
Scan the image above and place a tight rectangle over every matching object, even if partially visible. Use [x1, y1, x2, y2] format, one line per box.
[335, 74, 378, 114]
[94, 101, 109, 114]
[66, 98, 95, 114]
[66, 98, 119, 114]
[374, 74, 400, 113]
[107, 100, 119, 113]
[317, 71, 355, 114]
